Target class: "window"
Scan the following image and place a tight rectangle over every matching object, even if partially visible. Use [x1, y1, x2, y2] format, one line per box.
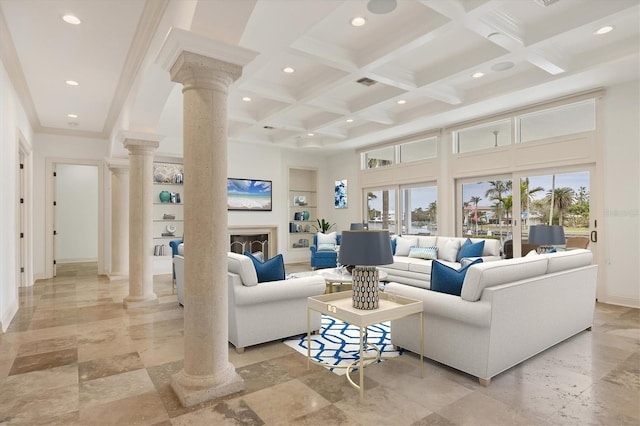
[366, 188, 397, 234]
[364, 146, 394, 169]
[399, 137, 437, 163]
[400, 184, 437, 235]
[454, 119, 511, 154]
[460, 179, 513, 240]
[518, 100, 595, 143]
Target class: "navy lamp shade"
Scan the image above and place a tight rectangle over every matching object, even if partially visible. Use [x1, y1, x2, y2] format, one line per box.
[339, 230, 393, 310]
[528, 225, 566, 252]
[349, 223, 368, 230]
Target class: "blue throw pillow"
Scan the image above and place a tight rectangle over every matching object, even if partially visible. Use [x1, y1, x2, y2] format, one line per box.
[430, 258, 483, 296]
[390, 238, 397, 255]
[456, 238, 485, 262]
[244, 252, 285, 283]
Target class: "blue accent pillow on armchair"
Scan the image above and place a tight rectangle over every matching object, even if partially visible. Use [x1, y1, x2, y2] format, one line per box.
[430, 258, 483, 296]
[456, 238, 485, 262]
[244, 252, 286, 283]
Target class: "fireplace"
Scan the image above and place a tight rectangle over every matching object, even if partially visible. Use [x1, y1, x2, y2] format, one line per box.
[228, 226, 278, 259]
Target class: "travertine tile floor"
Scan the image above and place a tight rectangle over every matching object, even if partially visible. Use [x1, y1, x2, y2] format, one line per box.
[0, 262, 638, 425]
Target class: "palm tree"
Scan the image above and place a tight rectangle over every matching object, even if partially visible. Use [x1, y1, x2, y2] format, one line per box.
[470, 196, 482, 234]
[546, 187, 575, 226]
[520, 178, 544, 228]
[485, 180, 512, 241]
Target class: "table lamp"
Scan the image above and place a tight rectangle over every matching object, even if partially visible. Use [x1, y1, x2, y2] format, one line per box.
[338, 230, 393, 310]
[528, 225, 565, 253]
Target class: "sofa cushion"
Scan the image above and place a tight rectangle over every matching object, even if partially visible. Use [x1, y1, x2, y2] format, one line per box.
[228, 252, 258, 287]
[317, 243, 336, 251]
[417, 236, 438, 248]
[389, 256, 412, 271]
[408, 246, 438, 260]
[317, 232, 337, 245]
[408, 259, 434, 274]
[178, 243, 184, 255]
[475, 238, 501, 257]
[245, 252, 286, 283]
[437, 238, 461, 262]
[457, 238, 485, 262]
[431, 258, 483, 296]
[542, 249, 592, 273]
[461, 256, 549, 302]
[395, 236, 419, 256]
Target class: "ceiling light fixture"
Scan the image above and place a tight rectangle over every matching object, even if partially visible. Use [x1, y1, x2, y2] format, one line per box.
[594, 25, 614, 35]
[350, 17, 366, 27]
[65, 80, 79, 86]
[282, 67, 295, 73]
[346, 118, 354, 123]
[491, 61, 515, 72]
[62, 14, 81, 25]
[367, 0, 397, 14]
[472, 72, 485, 79]
[67, 114, 78, 118]
[307, 133, 315, 137]
[396, 100, 406, 105]
[242, 96, 251, 102]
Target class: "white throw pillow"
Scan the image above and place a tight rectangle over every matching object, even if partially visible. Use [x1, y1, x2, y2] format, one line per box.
[439, 239, 461, 262]
[395, 236, 419, 256]
[317, 232, 337, 245]
[525, 249, 539, 257]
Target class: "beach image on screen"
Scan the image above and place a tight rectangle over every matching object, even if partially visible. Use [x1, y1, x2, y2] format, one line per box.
[227, 179, 272, 211]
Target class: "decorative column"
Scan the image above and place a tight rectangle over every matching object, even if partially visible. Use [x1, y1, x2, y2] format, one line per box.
[157, 28, 257, 407]
[123, 135, 160, 308]
[107, 160, 129, 280]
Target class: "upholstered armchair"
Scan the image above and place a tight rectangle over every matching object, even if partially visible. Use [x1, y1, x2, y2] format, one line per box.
[169, 239, 183, 281]
[175, 252, 326, 352]
[309, 233, 342, 269]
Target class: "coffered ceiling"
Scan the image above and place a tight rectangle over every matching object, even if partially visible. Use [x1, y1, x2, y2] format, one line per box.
[1, 0, 638, 155]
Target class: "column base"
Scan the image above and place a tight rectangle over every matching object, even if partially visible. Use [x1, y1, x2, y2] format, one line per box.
[123, 294, 158, 309]
[171, 364, 245, 407]
[108, 273, 128, 281]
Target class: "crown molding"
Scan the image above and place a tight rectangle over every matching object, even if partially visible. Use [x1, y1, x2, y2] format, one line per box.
[37, 126, 108, 140]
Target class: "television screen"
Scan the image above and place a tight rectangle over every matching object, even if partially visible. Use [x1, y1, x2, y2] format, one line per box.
[227, 178, 272, 211]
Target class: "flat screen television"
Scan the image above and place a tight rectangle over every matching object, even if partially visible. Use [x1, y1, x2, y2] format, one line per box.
[227, 178, 272, 211]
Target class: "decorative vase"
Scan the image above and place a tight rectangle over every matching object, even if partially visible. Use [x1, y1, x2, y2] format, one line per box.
[159, 190, 171, 203]
[302, 211, 310, 221]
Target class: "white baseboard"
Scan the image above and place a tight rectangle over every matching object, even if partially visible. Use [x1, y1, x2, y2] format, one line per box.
[1, 298, 19, 333]
[56, 258, 98, 264]
[598, 294, 640, 309]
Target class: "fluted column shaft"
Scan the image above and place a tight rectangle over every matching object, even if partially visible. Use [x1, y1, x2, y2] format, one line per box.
[169, 51, 244, 406]
[123, 139, 159, 308]
[108, 162, 129, 279]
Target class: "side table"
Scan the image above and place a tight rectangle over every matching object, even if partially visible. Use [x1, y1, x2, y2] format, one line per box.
[307, 291, 423, 401]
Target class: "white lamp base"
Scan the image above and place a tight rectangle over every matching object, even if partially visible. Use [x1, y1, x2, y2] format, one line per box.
[352, 266, 379, 310]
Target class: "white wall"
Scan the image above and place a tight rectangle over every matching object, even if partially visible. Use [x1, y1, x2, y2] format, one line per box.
[55, 164, 99, 262]
[600, 80, 640, 307]
[32, 134, 108, 278]
[0, 57, 33, 331]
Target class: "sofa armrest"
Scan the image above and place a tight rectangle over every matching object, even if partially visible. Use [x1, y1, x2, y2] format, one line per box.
[385, 282, 491, 328]
[230, 273, 326, 306]
[309, 245, 318, 254]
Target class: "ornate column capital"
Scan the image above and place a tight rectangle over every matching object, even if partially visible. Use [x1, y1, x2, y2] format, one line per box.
[170, 52, 242, 94]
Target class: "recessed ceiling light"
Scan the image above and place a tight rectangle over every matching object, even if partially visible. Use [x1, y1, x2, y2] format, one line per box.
[242, 96, 251, 102]
[307, 133, 315, 137]
[350, 17, 366, 27]
[491, 61, 514, 72]
[396, 99, 406, 105]
[62, 14, 81, 25]
[594, 25, 614, 35]
[65, 80, 79, 86]
[282, 67, 295, 73]
[346, 118, 354, 123]
[472, 72, 485, 79]
[67, 114, 78, 118]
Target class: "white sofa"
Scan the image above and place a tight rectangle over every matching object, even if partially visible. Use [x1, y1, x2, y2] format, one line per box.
[174, 252, 327, 352]
[378, 236, 502, 289]
[384, 249, 597, 385]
